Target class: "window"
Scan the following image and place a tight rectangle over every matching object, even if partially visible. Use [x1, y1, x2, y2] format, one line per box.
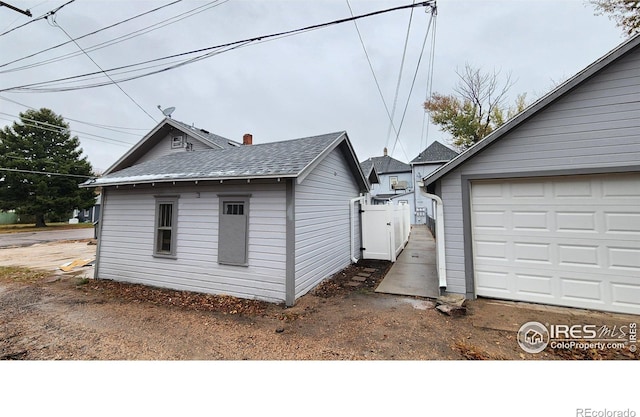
[218, 195, 250, 266]
[171, 135, 184, 149]
[154, 197, 178, 257]
[389, 176, 398, 190]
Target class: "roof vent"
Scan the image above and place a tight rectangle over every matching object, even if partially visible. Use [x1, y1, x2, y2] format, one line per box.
[200, 128, 210, 134]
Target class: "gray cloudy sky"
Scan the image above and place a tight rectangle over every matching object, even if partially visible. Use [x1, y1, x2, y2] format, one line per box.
[0, 0, 626, 173]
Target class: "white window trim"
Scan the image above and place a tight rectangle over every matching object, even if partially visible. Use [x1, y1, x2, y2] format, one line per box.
[171, 135, 184, 149]
[389, 176, 398, 190]
[153, 196, 179, 259]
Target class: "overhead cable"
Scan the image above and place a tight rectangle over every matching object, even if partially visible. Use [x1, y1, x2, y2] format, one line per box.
[52, 17, 158, 122]
[0, 0, 230, 74]
[0, 167, 95, 179]
[390, 5, 436, 156]
[0, 0, 75, 37]
[0, 1, 435, 93]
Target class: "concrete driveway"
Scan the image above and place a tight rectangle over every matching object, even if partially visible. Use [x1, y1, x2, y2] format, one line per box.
[0, 228, 94, 248]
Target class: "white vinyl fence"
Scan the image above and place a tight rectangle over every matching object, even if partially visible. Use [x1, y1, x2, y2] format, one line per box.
[361, 203, 410, 262]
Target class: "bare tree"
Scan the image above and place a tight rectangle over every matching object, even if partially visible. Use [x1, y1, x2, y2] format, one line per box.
[424, 63, 525, 151]
[590, 0, 640, 36]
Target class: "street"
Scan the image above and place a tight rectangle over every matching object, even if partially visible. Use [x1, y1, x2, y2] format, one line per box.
[0, 228, 95, 248]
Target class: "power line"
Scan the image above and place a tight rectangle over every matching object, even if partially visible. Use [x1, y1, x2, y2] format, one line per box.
[385, 0, 416, 151]
[390, 5, 436, 157]
[345, 0, 402, 147]
[0, 114, 133, 146]
[0, 167, 95, 179]
[0, 95, 148, 133]
[1, 0, 48, 32]
[420, 11, 437, 151]
[0, 1, 435, 93]
[0, 0, 226, 73]
[51, 17, 157, 123]
[0, 0, 75, 37]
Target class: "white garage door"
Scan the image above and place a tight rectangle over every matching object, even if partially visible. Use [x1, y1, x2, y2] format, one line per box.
[471, 173, 640, 314]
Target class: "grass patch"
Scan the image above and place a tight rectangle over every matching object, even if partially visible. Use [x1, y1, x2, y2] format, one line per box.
[0, 222, 94, 234]
[0, 266, 50, 283]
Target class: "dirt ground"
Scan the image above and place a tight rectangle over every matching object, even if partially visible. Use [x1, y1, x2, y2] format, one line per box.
[0, 241, 638, 360]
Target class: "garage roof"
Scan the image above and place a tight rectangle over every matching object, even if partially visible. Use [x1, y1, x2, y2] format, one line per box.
[423, 33, 640, 186]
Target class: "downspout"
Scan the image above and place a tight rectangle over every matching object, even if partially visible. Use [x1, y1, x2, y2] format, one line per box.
[93, 187, 106, 280]
[419, 187, 447, 290]
[350, 195, 366, 263]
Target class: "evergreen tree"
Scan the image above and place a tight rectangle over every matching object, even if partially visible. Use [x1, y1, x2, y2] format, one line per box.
[0, 108, 95, 227]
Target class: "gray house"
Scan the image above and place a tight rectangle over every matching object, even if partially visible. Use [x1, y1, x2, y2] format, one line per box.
[360, 148, 415, 221]
[82, 120, 369, 306]
[410, 141, 458, 222]
[424, 34, 640, 315]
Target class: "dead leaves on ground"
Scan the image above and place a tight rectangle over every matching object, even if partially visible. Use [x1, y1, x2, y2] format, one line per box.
[81, 280, 268, 316]
[452, 340, 506, 360]
[0, 266, 50, 284]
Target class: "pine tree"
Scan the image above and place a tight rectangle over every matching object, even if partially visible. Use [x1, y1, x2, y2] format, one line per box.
[0, 108, 96, 227]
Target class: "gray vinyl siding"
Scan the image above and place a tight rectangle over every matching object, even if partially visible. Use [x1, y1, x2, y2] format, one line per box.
[294, 148, 361, 298]
[97, 182, 287, 303]
[135, 133, 214, 165]
[438, 44, 640, 296]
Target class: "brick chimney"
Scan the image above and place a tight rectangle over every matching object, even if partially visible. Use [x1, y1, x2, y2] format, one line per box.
[243, 133, 253, 145]
[383, 147, 388, 156]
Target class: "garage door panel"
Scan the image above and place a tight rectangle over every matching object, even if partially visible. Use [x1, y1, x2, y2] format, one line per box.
[475, 270, 510, 292]
[612, 283, 640, 307]
[474, 240, 508, 261]
[608, 247, 640, 270]
[471, 173, 640, 315]
[557, 244, 599, 267]
[473, 211, 507, 229]
[602, 175, 640, 197]
[560, 278, 603, 302]
[553, 179, 593, 197]
[512, 211, 549, 231]
[514, 242, 551, 264]
[605, 212, 640, 234]
[515, 273, 554, 297]
[511, 182, 545, 198]
[555, 211, 597, 232]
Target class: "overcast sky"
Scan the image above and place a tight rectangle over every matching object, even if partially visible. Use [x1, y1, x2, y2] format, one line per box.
[0, 0, 627, 173]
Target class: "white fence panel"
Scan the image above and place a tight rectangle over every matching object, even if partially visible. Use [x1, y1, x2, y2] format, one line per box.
[361, 205, 392, 260]
[362, 203, 411, 262]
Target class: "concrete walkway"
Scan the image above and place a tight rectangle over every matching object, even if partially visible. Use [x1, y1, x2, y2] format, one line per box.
[375, 225, 440, 299]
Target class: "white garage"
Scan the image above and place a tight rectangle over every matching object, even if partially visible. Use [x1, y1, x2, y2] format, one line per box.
[422, 34, 640, 315]
[471, 174, 640, 314]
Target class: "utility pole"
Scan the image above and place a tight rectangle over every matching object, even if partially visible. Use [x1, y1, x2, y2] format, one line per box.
[0, 1, 32, 17]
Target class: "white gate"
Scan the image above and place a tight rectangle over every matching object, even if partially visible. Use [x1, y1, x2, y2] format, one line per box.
[361, 204, 410, 262]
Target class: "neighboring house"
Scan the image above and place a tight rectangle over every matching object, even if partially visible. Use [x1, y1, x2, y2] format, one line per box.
[75, 194, 101, 223]
[82, 119, 369, 306]
[423, 34, 640, 315]
[360, 148, 416, 222]
[410, 141, 458, 223]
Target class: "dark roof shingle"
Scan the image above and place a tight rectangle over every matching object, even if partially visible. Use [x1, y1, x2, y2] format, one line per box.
[362, 155, 410, 174]
[88, 132, 346, 186]
[411, 141, 459, 164]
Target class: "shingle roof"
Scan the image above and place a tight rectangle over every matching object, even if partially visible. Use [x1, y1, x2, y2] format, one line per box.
[363, 155, 410, 174]
[359, 159, 374, 176]
[411, 141, 459, 164]
[171, 119, 240, 149]
[85, 132, 354, 187]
